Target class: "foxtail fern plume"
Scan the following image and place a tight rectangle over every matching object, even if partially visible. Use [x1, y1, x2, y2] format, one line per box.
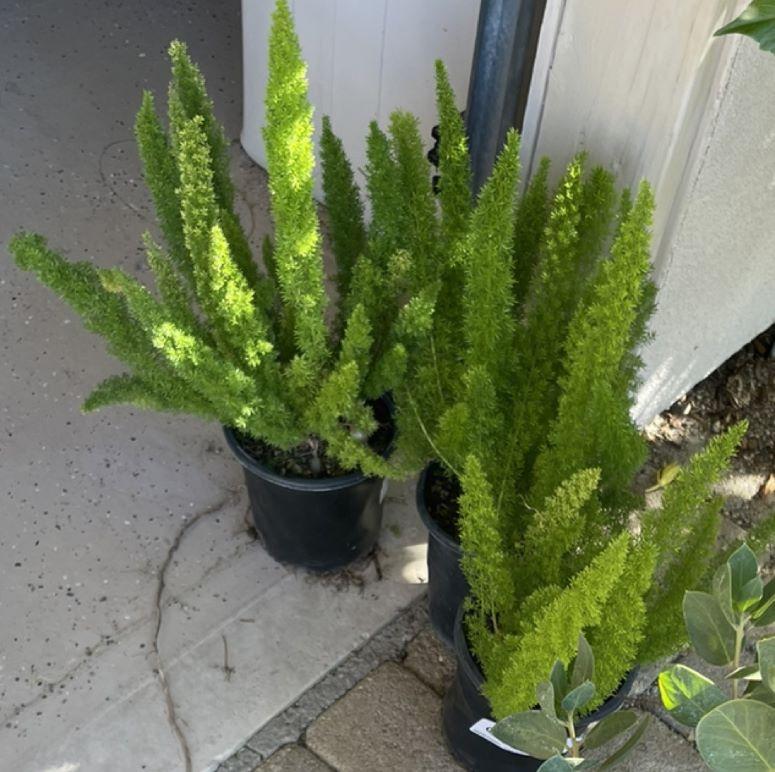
[528, 181, 655, 520]
[9, 0, 451, 478]
[320, 115, 366, 315]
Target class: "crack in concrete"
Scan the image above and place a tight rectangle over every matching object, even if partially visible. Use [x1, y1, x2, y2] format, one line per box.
[151, 489, 241, 772]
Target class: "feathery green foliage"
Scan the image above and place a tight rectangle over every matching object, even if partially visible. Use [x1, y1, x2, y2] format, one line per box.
[10, 2, 467, 478]
[529, 182, 655, 519]
[320, 115, 366, 312]
[460, 418, 746, 718]
[639, 421, 749, 661]
[263, 1, 329, 373]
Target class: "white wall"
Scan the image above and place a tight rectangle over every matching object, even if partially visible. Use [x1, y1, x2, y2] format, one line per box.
[524, 0, 775, 422]
[241, 0, 481, 199]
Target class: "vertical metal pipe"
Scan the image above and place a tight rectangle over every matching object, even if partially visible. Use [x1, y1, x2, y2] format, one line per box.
[466, 0, 548, 192]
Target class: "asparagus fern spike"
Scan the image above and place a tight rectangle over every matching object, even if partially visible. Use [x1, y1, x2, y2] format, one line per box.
[512, 156, 550, 308]
[320, 115, 366, 313]
[461, 129, 520, 386]
[264, 0, 329, 371]
[134, 91, 188, 281]
[388, 110, 439, 288]
[483, 531, 632, 718]
[434, 59, 472, 252]
[167, 39, 234, 213]
[529, 181, 655, 517]
[365, 121, 403, 267]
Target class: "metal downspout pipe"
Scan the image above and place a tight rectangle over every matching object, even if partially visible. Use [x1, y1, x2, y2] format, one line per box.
[465, 0, 548, 192]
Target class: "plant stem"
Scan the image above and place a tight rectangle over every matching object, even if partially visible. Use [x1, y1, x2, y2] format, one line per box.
[567, 714, 580, 758]
[732, 620, 745, 699]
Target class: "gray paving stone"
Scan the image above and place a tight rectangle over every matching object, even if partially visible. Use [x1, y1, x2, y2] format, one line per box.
[306, 662, 463, 772]
[610, 711, 705, 771]
[218, 746, 262, 772]
[404, 629, 457, 695]
[254, 744, 332, 772]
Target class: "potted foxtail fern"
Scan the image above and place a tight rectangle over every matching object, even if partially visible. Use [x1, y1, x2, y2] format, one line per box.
[8, 1, 435, 570]
[403, 60, 661, 643]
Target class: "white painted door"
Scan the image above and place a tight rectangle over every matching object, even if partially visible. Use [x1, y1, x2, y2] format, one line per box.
[241, 0, 480, 199]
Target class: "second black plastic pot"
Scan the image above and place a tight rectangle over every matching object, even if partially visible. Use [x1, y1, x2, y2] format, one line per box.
[224, 398, 394, 572]
[417, 463, 470, 647]
[443, 606, 638, 771]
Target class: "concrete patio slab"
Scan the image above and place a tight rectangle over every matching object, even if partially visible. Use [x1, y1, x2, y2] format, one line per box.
[0, 2, 427, 770]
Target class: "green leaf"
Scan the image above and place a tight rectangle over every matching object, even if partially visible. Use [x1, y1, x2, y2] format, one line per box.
[726, 664, 761, 681]
[597, 715, 649, 770]
[658, 665, 728, 727]
[752, 578, 775, 626]
[728, 543, 761, 612]
[713, 564, 737, 626]
[745, 682, 775, 707]
[551, 659, 569, 716]
[538, 756, 576, 772]
[562, 681, 596, 714]
[696, 699, 775, 771]
[571, 634, 595, 689]
[583, 710, 638, 750]
[757, 636, 775, 693]
[683, 591, 737, 666]
[715, 1, 775, 55]
[491, 711, 568, 760]
[537, 680, 557, 719]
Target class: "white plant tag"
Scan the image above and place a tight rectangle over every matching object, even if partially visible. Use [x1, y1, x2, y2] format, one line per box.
[379, 479, 389, 504]
[469, 719, 530, 755]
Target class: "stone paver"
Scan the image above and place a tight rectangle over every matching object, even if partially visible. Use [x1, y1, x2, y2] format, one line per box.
[305, 662, 463, 772]
[612, 711, 705, 771]
[403, 629, 457, 695]
[254, 744, 332, 771]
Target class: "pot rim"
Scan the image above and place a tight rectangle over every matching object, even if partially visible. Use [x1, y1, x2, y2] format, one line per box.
[452, 604, 639, 726]
[416, 462, 463, 553]
[223, 395, 395, 493]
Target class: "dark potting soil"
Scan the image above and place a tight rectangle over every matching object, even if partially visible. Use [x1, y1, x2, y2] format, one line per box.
[234, 402, 394, 479]
[425, 463, 462, 540]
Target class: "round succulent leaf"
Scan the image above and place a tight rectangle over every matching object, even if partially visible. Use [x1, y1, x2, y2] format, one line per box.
[537, 680, 557, 719]
[561, 681, 596, 714]
[737, 576, 764, 613]
[714, 0, 775, 55]
[570, 634, 595, 689]
[713, 564, 737, 626]
[582, 709, 638, 750]
[683, 591, 737, 666]
[727, 544, 760, 605]
[726, 664, 762, 681]
[696, 699, 775, 771]
[751, 578, 775, 626]
[550, 659, 569, 717]
[756, 636, 775, 693]
[491, 710, 567, 760]
[744, 682, 775, 707]
[658, 664, 727, 727]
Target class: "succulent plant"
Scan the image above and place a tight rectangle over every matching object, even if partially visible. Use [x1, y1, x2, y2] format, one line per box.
[491, 634, 649, 770]
[658, 543, 775, 771]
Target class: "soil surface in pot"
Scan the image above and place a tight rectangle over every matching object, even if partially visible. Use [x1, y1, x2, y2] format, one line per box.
[425, 464, 462, 540]
[233, 401, 393, 479]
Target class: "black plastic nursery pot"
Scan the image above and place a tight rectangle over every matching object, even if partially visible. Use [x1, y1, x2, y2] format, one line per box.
[443, 607, 638, 771]
[224, 397, 394, 572]
[417, 462, 470, 647]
